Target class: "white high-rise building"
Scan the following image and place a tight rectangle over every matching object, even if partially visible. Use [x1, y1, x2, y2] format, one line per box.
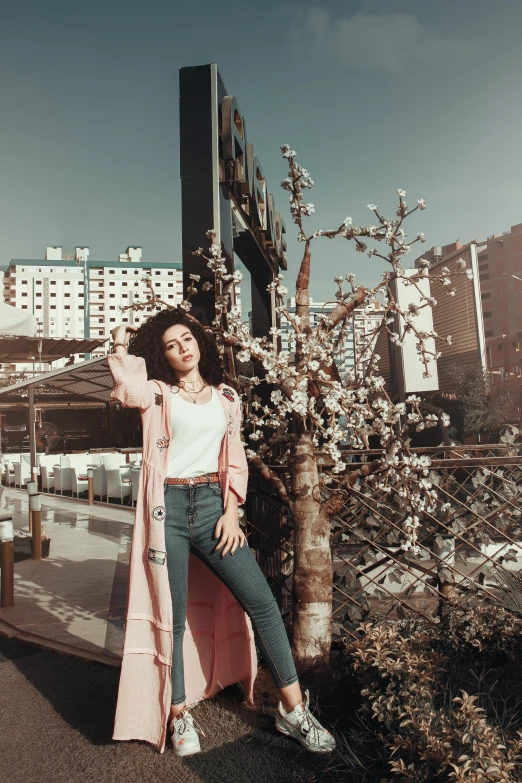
[1, 245, 184, 373]
[281, 297, 384, 379]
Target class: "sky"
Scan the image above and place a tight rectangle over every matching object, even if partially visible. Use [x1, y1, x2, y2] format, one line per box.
[2, 0, 522, 301]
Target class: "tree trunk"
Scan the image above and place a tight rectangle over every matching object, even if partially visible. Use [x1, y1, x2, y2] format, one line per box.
[289, 432, 333, 668]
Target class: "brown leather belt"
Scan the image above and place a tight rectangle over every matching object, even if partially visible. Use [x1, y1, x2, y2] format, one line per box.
[165, 472, 221, 486]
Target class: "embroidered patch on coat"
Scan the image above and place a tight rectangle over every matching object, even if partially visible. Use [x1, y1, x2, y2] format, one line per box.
[152, 506, 166, 522]
[222, 386, 235, 402]
[157, 435, 170, 452]
[227, 414, 236, 438]
[147, 547, 166, 565]
[155, 393, 163, 406]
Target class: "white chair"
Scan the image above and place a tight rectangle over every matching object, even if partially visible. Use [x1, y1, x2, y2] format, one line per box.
[88, 453, 103, 466]
[106, 468, 132, 504]
[93, 466, 107, 501]
[41, 464, 55, 492]
[4, 454, 21, 486]
[15, 455, 32, 487]
[37, 454, 55, 488]
[102, 453, 128, 470]
[66, 454, 90, 498]
[71, 467, 89, 497]
[130, 468, 141, 507]
[54, 455, 72, 495]
[2, 460, 12, 486]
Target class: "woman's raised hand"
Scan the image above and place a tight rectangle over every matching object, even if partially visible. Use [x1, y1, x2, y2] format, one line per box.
[111, 324, 138, 346]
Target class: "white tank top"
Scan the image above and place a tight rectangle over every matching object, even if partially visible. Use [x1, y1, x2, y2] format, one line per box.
[165, 386, 227, 479]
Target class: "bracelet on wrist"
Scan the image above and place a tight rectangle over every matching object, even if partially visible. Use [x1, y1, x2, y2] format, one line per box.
[112, 341, 128, 352]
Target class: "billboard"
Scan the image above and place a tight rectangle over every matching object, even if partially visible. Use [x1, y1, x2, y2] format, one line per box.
[179, 64, 287, 340]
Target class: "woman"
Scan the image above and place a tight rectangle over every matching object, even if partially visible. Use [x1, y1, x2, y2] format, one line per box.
[107, 308, 336, 757]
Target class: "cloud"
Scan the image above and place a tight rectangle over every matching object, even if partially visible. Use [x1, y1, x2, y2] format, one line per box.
[292, 8, 476, 74]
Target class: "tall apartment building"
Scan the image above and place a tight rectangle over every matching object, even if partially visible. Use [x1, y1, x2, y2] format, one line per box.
[1, 245, 184, 372]
[413, 240, 485, 392]
[281, 297, 384, 379]
[476, 223, 522, 339]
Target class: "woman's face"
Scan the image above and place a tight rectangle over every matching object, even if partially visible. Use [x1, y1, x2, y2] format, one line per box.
[161, 323, 201, 376]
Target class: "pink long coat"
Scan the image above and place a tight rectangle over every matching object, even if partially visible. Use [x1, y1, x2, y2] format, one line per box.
[106, 353, 257, 753]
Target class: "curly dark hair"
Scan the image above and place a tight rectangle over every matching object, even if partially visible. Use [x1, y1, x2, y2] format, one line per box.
[127, 308, 227, 388]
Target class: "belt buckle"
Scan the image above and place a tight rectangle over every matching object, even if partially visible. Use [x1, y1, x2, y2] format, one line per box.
[189, 477, 195, 485]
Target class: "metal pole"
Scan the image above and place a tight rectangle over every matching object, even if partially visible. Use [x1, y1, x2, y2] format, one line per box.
[433, 534, 456, 615]
[30, 493, 42, 560]
[0, 516, 14, 608]
[28, 385, 37, 476]
[84, 257, 91, 360]
[27, 480, 37, 535]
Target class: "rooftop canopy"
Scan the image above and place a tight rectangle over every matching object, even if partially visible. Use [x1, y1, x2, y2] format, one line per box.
[0, 356, 114, 403]
[0, 336, 108, 363]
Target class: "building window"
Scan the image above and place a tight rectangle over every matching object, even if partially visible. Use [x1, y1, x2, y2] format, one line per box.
[122, 282, 127, 286]
[110, 294, 115, 298]
[168, 283, 173, 288]
[79, 306, 84, 310]
[98, 318, 104, 323]
[512, 341, 519, 349]
[155, 271, 161, 276]
[168, 271, 174, 276]
[64, 305, 70, 309]
[36, 305, 42, 309]
[64, 293, 70, 297]
[485, 330, 493, 337]
[479, 273, 490, 280]
[51, 280, 56, 285]
[36, 292, 42, 297]
[110, 282, 115, 286]
[498, 344, 504, 350]
[110, 270, 115, 274]
[110, 318, 116, 322]
[50, 293, 56, 297]
[21, 305, 28, 309]
[110, 306, 115, 310]
[483, 311, 492, 318]
[64, 281, 70, 285]
[50, 305, 56, 309]
[481, 292, 491, 300]
[36, 280, 41, 285]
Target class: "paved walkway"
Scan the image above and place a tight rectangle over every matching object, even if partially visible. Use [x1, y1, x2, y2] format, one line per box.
[0, 486, 133, 664]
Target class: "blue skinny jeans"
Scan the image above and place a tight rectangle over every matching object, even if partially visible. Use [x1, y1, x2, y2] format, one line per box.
[163, 477, 298, 705]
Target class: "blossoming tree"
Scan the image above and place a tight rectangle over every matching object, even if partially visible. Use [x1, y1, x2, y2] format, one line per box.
[129, 146, 472, 669]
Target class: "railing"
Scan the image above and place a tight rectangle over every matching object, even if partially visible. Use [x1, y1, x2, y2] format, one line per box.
[246, 444, 522, 639]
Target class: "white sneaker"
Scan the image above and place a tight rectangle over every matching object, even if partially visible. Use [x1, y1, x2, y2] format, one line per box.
[169, 707, 205, 757]
[275, 688, 336, 754]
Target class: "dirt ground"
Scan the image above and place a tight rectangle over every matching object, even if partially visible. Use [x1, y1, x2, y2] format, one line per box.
[0, 634, 343, 783]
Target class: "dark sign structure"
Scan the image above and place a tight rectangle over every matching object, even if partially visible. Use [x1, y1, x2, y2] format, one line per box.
[179, 64, 287, 341]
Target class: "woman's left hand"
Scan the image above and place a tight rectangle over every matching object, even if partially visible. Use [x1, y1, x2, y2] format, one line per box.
[214, 511, 247, 557]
